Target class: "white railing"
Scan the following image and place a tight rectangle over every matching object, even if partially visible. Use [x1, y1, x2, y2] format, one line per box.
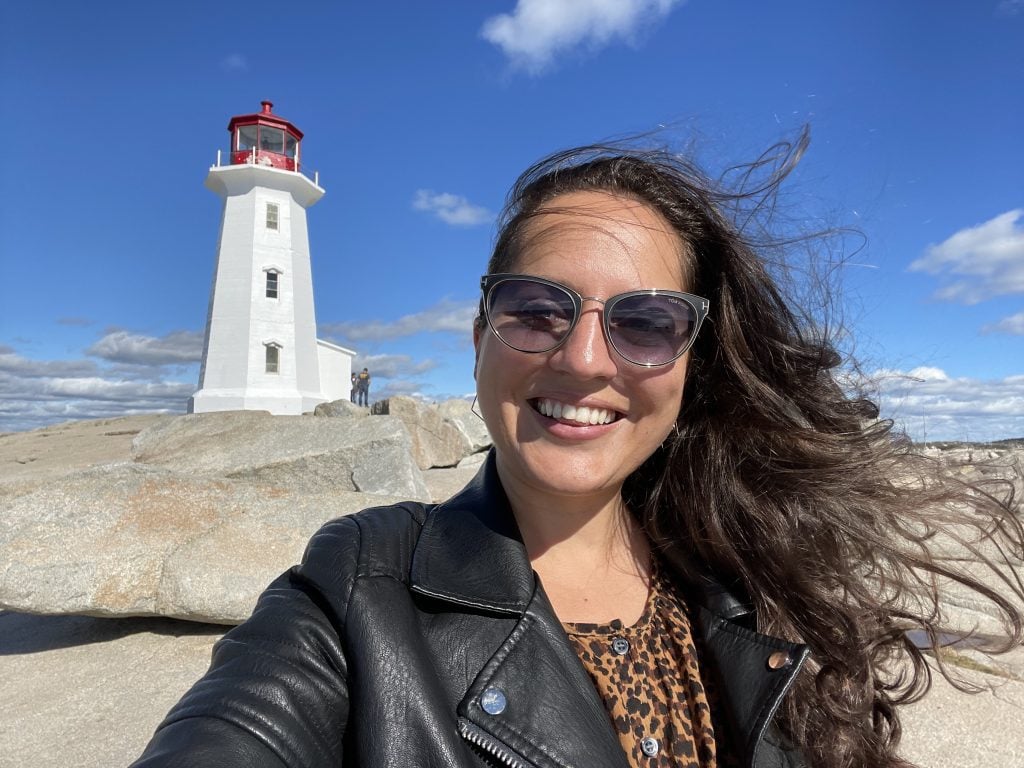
[213, 149, 321, 188]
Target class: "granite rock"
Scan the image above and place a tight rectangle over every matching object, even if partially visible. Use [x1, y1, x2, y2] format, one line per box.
[438, 398, 492, 454]
[131, 410, 428, 499]
[423, 464, 482, 503]
[0, 463, 406, 623]
[382, 396, 471, 470]
[313, 399, 367, 418]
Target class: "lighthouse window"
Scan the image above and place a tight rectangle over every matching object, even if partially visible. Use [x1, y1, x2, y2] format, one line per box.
[260, 126, 285, 154]
[265, 344, 280, 374]
[237, 125, 258, 152]
[266, 271, 279, 299]
[285, 133, 297, 158]
[266, 203, 279, 230]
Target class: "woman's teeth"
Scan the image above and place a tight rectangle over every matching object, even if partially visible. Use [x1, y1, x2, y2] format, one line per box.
[535, 398, 615, 425]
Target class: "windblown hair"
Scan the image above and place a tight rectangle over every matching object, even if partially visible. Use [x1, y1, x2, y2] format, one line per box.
[483, 132, 1024, 768]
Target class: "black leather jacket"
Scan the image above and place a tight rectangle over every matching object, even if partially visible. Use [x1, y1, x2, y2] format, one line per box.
[133, 452, 809, 768]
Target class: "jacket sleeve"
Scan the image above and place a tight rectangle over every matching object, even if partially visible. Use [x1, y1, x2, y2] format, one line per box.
[131, 516, 363, 768]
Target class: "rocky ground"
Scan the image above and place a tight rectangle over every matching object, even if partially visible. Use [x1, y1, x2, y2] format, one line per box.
[1, 609, 1021, 767]
[1, 408, 1022, 766]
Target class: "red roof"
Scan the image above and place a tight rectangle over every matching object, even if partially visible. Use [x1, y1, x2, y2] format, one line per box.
[226, 101, 304, 141]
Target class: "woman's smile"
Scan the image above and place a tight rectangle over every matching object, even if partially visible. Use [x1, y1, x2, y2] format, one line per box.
[531, 397, 621, 427]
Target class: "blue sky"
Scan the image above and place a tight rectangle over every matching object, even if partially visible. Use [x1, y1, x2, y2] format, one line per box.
[1, 0, 1021, 441]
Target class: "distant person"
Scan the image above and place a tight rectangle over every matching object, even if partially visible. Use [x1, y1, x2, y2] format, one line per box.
[356, 367, 370, 407]
[349, 372, 357, 403]
[133, 134, 1024, 767]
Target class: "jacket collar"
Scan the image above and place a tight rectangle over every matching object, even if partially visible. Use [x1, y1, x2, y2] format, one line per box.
[410, 449, 756, 622]
[410, 451, 535, 615]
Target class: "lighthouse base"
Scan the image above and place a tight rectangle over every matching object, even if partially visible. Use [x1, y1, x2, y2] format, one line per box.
[188, 389, 326, 416]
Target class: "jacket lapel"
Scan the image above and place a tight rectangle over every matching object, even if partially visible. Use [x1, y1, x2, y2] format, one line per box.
[410, 453, 628, 767]
[410, 451, 534, 616]
[693, 605, 809, 768]
[660, 544, 811, 768]
[457, 587, 630, 768]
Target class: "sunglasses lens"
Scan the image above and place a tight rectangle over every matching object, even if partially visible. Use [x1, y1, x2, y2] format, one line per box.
[607, 294, 698, 365]
[486, 279, 576, 352]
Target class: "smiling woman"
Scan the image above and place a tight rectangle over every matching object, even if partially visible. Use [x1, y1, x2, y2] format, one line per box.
[132, 136, 1024, 768]
[474, 191, 694, 531]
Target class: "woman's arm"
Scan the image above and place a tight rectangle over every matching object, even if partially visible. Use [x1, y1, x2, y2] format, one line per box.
[131, 517, 361, 768]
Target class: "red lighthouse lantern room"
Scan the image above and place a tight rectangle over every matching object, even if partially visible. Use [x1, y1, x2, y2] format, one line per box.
[228, 100, 303, 172]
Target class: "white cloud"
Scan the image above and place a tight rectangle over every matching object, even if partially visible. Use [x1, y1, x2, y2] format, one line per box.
[997, 0, 1023, 16]
[0, 323, 455, 431]
[31, 376, 192, 402]
[904, 366, 949, 382]
[371, 384, 469, 403]
[345, 354, 441, 404]
[481, 0, 684, 74]
[86, 329, 204, 366]
[982, 310, 1024, 335]
[908, 209, 1024, 304]
[375, 380, 427, 399]
[321, 299, 477, 342]
[0, 349, 100, 379]
[0, 331, 201, 432]
[352, 353, 437, 380]
[412, 190, 494, 226]
[221, 54, 248, 73]
[873, 367, 1024, 442]
[0, 368, 193, 433]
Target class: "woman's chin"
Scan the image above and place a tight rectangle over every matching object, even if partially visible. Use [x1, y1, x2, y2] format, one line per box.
[498, 445, 631, 501]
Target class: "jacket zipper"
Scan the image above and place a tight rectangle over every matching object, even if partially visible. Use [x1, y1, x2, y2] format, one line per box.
[458, 718, 535, 768]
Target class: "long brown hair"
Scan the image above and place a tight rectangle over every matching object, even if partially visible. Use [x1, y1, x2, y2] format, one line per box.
[485, 132, 1024, 768]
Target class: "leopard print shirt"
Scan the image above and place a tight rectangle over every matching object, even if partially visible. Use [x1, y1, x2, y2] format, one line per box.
[563, 564, 732, 768]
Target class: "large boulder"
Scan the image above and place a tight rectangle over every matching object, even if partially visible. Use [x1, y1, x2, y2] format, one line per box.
[458, 451, 488, 469]
[423, 465, 481, 503]
[381, 397, 471, 470]
[0, 411, 447, 624]
[0, 463, 408, 624]
[0, 414, 173, 495]
[439, 398, 492, 454]
[313, 399, 367, 418]
[132, 411, 429, 499]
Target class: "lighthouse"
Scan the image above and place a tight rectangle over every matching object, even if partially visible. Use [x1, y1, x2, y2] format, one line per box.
[189, 101, 354, 415]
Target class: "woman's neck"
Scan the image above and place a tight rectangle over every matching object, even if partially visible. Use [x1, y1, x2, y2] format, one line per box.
[499, 470, 652, 624]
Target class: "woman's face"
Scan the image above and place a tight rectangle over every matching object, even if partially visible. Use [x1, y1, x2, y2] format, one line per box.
[474, 190, 692, 505]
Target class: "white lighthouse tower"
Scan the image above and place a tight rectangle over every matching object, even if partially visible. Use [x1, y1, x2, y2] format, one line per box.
[190, 101, 354, 415]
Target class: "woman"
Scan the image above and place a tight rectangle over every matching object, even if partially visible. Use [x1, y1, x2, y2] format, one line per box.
[133, 137, 1024, 768]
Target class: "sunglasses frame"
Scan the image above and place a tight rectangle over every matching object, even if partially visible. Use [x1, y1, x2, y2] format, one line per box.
[480, 273, 710, 367]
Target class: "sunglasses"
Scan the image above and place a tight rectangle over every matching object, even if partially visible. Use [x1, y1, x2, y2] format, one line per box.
[480, 273, 709, 367]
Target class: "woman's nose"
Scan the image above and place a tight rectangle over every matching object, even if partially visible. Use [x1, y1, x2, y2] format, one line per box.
[547, 305, 618, 378]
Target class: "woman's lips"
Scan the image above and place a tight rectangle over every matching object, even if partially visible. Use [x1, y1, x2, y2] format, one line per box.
[530, 397, 621, 426]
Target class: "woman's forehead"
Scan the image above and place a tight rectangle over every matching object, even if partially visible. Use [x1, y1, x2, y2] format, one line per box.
[513, 191, 692, 286]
